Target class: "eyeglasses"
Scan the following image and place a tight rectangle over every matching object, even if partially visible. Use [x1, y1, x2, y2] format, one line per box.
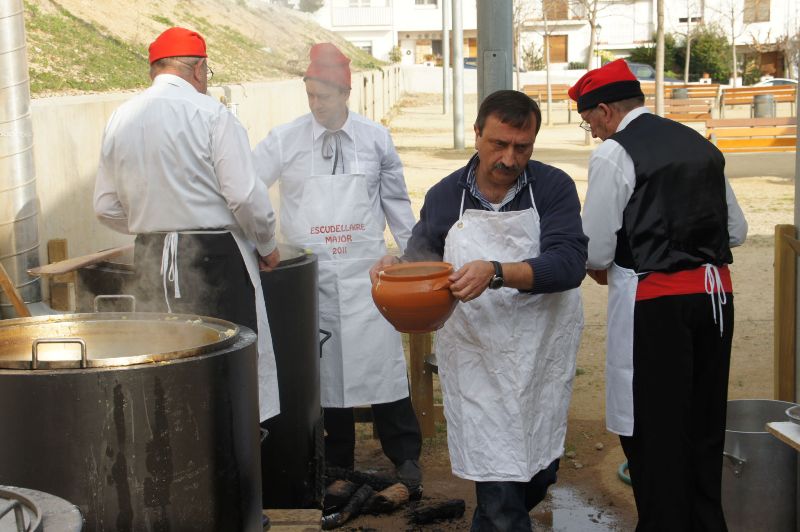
[579, 120, 592, 132]
[172, 58, 213, 79]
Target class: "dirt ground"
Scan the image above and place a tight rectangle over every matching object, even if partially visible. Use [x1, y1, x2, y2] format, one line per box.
[332, 94, 796, 531]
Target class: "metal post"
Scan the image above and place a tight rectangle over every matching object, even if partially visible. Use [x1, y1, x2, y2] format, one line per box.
[452, 0, 464, 149]
[442, 0, 450, 114]
[476, 0, 512, 104]
[794, 83, 800, 401]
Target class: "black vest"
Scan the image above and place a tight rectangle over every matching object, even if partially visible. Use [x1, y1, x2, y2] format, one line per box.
[610, 113, 732, 273]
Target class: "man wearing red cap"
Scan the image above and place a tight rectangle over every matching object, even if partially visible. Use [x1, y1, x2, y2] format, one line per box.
[571, 59, 748, 530]
[94, 27, 282, 427]
[253, 43, 423, 491]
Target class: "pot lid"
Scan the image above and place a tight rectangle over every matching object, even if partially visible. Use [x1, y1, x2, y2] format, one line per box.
[0, 485, 82, 532]
[0, 313, 240, 370]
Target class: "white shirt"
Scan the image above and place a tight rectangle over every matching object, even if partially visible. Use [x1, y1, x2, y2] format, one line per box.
[94, 74, 277, 256]
[253, 111, 415, 252]
[582, 107, 748, 270]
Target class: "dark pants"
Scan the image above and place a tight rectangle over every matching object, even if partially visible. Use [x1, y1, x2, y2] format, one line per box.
[324, 396, 422, 469]
[621, 293, 733, 532]
[470, 459, 559, 532]
[133, 232, 256, 330]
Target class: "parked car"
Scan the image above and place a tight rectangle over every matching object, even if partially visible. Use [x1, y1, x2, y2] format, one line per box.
[624, 61, 681, 83]
[752, 78, 797, 87]
[464, 57, 477, 69]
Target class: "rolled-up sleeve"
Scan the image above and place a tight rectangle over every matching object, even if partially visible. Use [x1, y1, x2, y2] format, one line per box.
[214, 110, 277, 256]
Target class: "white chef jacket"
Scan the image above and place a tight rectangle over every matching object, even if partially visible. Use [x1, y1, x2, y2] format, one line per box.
[582, 107, 748, 269]
[252, 112, 415, 251]
[94, 74, 277, 256]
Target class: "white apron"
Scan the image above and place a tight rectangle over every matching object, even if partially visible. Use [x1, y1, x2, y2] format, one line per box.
[435, 188, 583, 482]
[160, 229, 280, 421]
[605, 263, 639, 436]
[280, 131, 407, 408]
[604, 262, 729, 436]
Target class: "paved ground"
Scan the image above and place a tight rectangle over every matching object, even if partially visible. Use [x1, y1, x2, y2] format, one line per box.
[346, 92, 797, 531]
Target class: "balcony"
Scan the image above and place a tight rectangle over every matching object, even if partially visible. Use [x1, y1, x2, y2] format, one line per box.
[332, 6, 393, 27]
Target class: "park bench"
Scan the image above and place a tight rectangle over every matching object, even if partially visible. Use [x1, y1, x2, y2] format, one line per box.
[705, 117, 796, 153]
[663, 98, 714, 122]
[720, 85, 796, 117]
[521, 84, 576, 122]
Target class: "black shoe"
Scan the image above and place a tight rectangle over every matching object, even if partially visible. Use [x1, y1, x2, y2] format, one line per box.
[396, 459, 423, 500]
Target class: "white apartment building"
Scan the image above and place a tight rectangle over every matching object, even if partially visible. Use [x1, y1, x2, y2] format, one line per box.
[311, 0, 477, 64]
[309, 0, 798, 78]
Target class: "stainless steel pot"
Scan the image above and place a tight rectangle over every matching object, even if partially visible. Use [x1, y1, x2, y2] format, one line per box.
[0, 313, 263, 532]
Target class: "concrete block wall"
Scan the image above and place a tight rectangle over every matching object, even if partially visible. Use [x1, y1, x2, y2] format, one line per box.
[29, 65, 403, 277]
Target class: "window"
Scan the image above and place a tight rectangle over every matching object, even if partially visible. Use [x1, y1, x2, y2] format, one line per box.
[348, 0, 371, 5]
[352, 41, 373, 55]
[743, 0, 769, 22]
[546, 35, 568, 63]
[678, 16, 703, 23]
[415, 0, 437, 5]
[543, 0, 568, 20]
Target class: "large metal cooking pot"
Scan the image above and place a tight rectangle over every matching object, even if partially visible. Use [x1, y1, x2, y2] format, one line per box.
[0, 313, 263, 532]
[260, 244, 325, 509]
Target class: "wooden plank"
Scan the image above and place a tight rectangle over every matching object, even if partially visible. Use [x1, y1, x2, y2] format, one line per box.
[707, 117, 796, 127]
[774, 225, 796, 402]
[264, 509, 321, 531]
[716, 146, 796, 153]
[409, 332, 435, 438]
[0, 262, 30, 317]
[28, 244, 134, 276]
[766, 422, 800, 453]
[707, 126, 797, 137]
[47, 239, 73, 311]
[716, 137, 796, 149]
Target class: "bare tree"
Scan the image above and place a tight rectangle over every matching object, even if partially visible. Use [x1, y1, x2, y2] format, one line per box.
[655, 0, 665, 116]
[709, 0, 751, 87]
[670, 0, 704, 82]
[568, 0, 623, 68]
[513, 0, 536, 89]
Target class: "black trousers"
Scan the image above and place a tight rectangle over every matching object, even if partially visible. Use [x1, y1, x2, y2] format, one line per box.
[471, 459, 559, 532]
[132, 233, 256, 331]
[621, 293, 733, 532]
[324, 395, 422, 469]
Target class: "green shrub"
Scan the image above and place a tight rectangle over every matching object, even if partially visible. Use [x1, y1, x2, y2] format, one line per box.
[568, 61, 587, 69]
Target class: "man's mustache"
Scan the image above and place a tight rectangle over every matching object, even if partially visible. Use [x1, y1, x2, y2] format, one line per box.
[493, 162, 520, 173]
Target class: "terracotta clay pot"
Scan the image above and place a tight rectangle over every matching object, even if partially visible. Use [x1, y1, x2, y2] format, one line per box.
[371, 261, 458, 334]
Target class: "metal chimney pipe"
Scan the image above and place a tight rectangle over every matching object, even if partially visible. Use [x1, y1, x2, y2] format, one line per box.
[0, 0, 42, 317]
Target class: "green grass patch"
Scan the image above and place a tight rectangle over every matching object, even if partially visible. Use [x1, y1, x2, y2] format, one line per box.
[25, 1, 150, 94]
[149, 15, 173, 26]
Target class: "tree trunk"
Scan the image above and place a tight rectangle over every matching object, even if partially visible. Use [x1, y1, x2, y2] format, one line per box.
[655, 0, 665, 116]
[586, 22, 596, 68]
[543, 1, 552, 126]
[684, 37, 691, 83]
[730, 11, 738, 86]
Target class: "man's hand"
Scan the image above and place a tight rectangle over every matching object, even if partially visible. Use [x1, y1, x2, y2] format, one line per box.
[449, 260, 494, 302]
[259, 248, 281, 272]
[370, 255, 400, 284]
[587, 269, 608, 285]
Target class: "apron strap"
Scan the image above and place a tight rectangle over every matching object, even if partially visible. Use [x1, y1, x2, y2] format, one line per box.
[703, 264, 727, 337]
[458, 189, 466, 218]
[160, 232, 180, 313]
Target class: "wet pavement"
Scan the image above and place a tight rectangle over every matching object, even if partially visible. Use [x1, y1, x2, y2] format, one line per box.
[533, 485, 627, 531]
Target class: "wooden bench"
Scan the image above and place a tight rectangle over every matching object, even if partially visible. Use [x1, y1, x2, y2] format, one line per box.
[521, 84, 576, 122]
[663, 98, 714, 122]
[720, 85, 797, 116]
[705, 117, 796, 153]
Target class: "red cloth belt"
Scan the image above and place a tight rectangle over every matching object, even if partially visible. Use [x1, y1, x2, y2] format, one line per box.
[635, 265, 732, 301]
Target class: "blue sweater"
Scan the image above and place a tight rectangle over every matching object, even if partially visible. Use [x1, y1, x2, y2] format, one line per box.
[404, 156, 588, 294]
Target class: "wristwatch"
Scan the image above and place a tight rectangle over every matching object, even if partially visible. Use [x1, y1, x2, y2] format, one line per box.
[488, 261, 504, 289]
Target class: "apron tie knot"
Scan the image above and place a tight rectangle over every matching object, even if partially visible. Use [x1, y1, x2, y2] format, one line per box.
[704, 264, 727, 337]
[321, 131, 344, 175]
[160, 231, 181, 313]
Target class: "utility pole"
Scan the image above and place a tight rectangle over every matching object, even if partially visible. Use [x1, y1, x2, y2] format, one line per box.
[452, 0, 464, 149]
[442, 0, 450, 114]
[476, 0, 513, 104]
